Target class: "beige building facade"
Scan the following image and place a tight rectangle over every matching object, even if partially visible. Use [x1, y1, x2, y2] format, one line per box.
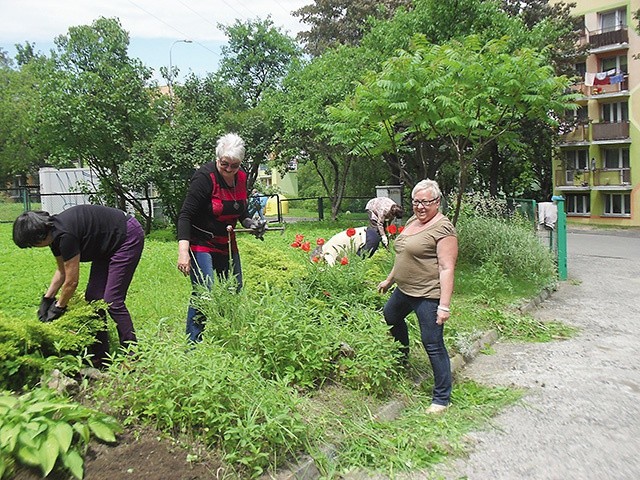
[553, 0, 639, 226]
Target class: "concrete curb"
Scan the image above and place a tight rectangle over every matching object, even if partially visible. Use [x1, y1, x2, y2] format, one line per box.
[265, 287, 554, 479]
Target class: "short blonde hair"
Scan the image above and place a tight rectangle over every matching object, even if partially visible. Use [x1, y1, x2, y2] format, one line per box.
[411, 179, 442, 200]
[216, 133, 246, 163]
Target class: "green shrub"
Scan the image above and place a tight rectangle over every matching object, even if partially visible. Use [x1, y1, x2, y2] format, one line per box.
[0, 299, 106, 390]
[457, 215, 555, 285]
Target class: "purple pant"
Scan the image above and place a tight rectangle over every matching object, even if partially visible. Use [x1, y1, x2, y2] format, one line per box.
[85, 216, 144, 365]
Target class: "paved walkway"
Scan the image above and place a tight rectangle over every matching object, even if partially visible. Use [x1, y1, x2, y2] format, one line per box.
[432, 227, 640, 479]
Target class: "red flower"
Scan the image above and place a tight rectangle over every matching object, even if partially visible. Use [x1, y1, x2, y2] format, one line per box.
[301, 241, 311, 252]
[346, 228, 356, 237]
[386, 224, 398, 235]
[316, 238, 325, 246]
[340, 256, 349, 265]
[295, 234, 304, 243]
[312, 256, 320, 263]
[398, 226, 404, 233]
[290, 241, 301, 248]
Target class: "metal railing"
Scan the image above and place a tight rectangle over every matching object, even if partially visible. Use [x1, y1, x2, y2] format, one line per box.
[588, 26, 628, 48]
[593, 168, 631, 186]
[592, 121, 629, 141]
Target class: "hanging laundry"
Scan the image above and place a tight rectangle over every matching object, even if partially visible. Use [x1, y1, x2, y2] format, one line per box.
[610, 74, 624, 85]
[594, 72, 611, 85]
[584, 72, 595, 87]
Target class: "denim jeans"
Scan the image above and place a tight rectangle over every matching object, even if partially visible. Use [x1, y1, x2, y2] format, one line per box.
[383, 288, 452, 406]
[186, 249, 242, 342]
[358, 226, 382, 258]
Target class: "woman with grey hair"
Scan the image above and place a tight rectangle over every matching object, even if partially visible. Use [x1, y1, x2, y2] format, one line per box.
[377, 179, 458, 414]
[177, 133, 265, 342]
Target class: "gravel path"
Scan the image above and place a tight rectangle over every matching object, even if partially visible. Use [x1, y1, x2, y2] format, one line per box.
[432, 227, 640, 480]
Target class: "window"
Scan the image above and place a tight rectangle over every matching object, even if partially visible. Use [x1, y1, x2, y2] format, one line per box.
[603, 148, 630, 169]
[604, 193, 631, 215]
[565, 150, 588, 170]
[575, 62, 587, 77]
[576, 105, 589, 123]
[600, 8, 627, 32]
[601, 55, 628, 75]
[566, 194, 590, 214]
[601, 102, 629, 122]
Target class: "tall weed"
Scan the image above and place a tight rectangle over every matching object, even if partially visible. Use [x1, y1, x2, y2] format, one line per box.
[457, 215, 555, 285]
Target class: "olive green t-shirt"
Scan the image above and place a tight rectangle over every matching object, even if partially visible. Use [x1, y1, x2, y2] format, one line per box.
[393, 216, 457, 298]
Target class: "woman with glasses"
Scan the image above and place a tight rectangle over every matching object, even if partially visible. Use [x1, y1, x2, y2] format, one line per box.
[377, 179, 458, 414]
[177, 133, 265, 342]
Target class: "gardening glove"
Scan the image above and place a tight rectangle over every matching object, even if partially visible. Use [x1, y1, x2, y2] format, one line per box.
[44, 303, 67, 323]
[38, 296, 56, 322]
[381, 235, 389, 248]
[241, 218, 267, 241]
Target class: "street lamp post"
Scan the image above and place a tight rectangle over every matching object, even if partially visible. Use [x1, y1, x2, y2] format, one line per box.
[168, 39, 192, 96]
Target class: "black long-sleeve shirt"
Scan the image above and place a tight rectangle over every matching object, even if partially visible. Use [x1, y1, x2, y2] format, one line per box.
[177, 162, 248, 255]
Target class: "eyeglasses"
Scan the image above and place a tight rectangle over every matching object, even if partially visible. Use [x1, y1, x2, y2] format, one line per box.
[411, 197, 440, 207]
[218, 159, 242, 170]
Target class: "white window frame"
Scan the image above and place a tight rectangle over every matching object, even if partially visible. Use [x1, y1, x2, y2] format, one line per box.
[603, 193, 631, 216]
[601, 55, 628, 75]
[601, 102, 629, 123]
[603, 148, 630, 169]
[565, 150, 588, 170]
[566, 194, 590, 215]
[600, 8, 627, 32]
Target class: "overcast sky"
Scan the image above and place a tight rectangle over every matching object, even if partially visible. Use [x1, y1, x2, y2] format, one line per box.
[0, 0, 309, 83]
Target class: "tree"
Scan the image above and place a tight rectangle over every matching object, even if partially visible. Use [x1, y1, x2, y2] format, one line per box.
[327, 35, 575, 224]
[293, 0, 411, 56]
[35, 17, 159, 231]
[218, 17, 300, 108]
[264, 45, 377, 219]
[0, 55, 45, 184]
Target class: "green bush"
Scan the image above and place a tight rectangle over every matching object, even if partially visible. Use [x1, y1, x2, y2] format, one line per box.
[0, 299, 106, 390]
[457, 215, 555, 284]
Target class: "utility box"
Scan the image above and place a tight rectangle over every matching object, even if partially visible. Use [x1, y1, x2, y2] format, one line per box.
[39, 167, 99, 214]
[375, 185, 403, 207]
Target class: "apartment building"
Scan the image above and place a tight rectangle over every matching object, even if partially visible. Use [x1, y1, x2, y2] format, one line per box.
[554, 0, 639, 226]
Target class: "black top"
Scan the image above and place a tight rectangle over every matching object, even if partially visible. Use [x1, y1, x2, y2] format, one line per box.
[50, 205, 128, 262]
[177, 162, 248, 254]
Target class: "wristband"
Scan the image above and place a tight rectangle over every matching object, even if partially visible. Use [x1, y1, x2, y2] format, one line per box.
[437, 305, 450, 313]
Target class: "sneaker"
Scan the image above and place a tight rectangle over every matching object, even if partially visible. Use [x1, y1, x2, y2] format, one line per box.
[426, 403, 449, 414]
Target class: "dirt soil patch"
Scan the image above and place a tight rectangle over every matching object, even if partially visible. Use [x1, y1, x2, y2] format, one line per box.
[13, 426, 225, 480]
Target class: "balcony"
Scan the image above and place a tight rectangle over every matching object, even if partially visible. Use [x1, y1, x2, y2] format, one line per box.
[593, 168, 631, 187]
[588, 27, 628, 49]
[555, 169, 591, 188]
[589, 77, 629, 96]
[558, 123, 589, 144]
[592, 121, 629, 141]
[569, 82, 590, 97]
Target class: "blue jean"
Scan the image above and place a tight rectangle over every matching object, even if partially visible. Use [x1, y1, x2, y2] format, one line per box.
[186, 249, 242, 342]
[383, 288, 452, 406]
[358, 226, 382, 258]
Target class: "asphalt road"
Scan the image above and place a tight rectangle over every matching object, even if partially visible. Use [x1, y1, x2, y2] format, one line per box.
[432, 227, 640, 479]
